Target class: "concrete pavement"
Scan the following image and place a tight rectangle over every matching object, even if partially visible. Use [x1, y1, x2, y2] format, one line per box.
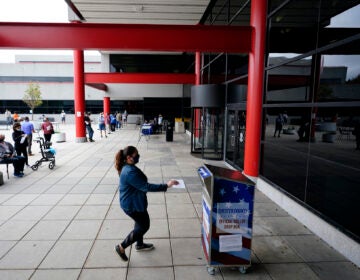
[0, 124, 359, 280]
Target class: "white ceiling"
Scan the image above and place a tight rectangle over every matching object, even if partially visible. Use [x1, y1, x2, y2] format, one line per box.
[68, 0, 210, 25]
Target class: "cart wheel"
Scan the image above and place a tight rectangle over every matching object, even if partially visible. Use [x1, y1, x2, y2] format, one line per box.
[49, 161, 55, 170]
[31, 164, 38, 171]
[207, 266, 215, 275]
[31, 161, 39, 171]
[239, 267, 247, 274]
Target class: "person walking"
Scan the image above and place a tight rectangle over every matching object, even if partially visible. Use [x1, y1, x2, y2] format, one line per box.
[0, 134, 26, 177]
[84, 112, 94, 142]
[12, 122, 29, 166]
[113, 145, 178, 262]
[41, 118, 54, 142]
[98, 112, 107, 138]
[21, 117, 35, 156]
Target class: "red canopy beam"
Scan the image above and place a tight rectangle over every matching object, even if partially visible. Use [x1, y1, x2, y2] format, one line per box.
[0, 22, 252, 53]
[84, 73, 195, 84]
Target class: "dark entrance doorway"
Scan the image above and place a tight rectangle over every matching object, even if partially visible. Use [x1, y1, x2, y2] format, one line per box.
[226, 108, 246, 169]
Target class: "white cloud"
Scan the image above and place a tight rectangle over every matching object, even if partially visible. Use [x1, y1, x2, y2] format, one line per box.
[0, 0, 68, 23]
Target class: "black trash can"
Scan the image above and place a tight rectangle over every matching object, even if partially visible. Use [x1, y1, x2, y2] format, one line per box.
[166, 123, 173, 142]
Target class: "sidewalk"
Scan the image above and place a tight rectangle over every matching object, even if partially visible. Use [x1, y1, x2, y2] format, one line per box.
[0, 124, 359, 280]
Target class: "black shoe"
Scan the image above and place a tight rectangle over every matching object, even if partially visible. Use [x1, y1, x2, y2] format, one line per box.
[114, 245, 128, 262]
[135, 243, 154, 251]
[89, 139, 95, 142]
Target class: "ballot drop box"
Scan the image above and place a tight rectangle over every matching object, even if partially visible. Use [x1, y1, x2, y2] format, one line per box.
[198, 164, 255, 274]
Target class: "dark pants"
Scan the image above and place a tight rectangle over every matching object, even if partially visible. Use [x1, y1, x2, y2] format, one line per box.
[121, 210, 150, 249]
[44, 134, 52, 142]
[86, 125, 94, 140]
[0, 156, 26, 174]
[27, 134, 33, 154]
[15, 146, 28, 165]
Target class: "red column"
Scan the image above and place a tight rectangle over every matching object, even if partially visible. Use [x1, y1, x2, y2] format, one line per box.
[103, 97, 110, 116]
[195, 52, 201, 85]
[244, 0, 267, 177]
[73, 49, 86, 143]
[194, 52, 201, 137]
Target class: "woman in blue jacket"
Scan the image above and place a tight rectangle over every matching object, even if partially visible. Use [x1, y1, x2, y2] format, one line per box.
[114, 145, 178, 261]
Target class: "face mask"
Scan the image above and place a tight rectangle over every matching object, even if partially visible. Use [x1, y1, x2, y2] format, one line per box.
[132, 154, 140, 164]
[15, 128, 21, 131]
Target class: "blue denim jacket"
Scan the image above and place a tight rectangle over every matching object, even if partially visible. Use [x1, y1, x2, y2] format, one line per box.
[119, 164, 167, 213]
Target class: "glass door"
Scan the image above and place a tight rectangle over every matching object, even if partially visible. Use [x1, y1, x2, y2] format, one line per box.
[191, 107, 224, 160]
[226, 110, 246, 169]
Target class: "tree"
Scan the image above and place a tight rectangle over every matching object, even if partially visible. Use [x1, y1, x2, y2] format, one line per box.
[23, 82, 43, 120]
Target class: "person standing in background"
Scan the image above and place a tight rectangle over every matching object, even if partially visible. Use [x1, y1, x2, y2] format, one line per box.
[5, 109, 12, 127]
[21, 117, 35, 156]
[98, 112, 107, 138]
[60, 110, 66, 124]
[84, 112, 95, 142]
[41, 118, 54, 142]
[12, 122, 29, 166]
[122, 110, 128, 126]
[12, 112, 20, 123]
[116, 112, 122, 130]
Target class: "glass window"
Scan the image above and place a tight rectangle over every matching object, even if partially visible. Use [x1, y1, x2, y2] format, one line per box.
[261, 106, 312, 201]
[268, 0, 320, 54]
[307, 105, 360, 238]
[315, 53, 360, 102]
[266, 56, 313, 103]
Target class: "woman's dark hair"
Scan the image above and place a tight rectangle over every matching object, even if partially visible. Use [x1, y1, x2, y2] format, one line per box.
[13, 122, 21, 130]
[115, 145, 137, 174]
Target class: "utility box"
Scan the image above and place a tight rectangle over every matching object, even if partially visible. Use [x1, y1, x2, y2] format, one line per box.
[197, 164, 255, 275]
[175, 121, 185, 133]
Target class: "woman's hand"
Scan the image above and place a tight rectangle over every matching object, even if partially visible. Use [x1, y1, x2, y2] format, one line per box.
[167, 180, 179, 188]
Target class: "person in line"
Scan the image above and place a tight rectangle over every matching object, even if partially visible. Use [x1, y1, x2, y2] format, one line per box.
[41, 117, 54, 142]
[114, 145, 178, 262]
[60, 110, 66, 124]
[21, 117, 35, 156]
[98, 112, 107, 138]
[0, 134, 26, 177]
[12, 122, 29, 166]
[110, 113, 117, 132]
[116, 112, 122, 130]
[273, 113, 284, 137]
[105, 113, 112, 134]
[84, 112, 95, 142]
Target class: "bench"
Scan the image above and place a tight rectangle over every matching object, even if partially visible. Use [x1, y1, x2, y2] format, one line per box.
[0, 162, 10, 179]
[0, 120, 11, 130]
